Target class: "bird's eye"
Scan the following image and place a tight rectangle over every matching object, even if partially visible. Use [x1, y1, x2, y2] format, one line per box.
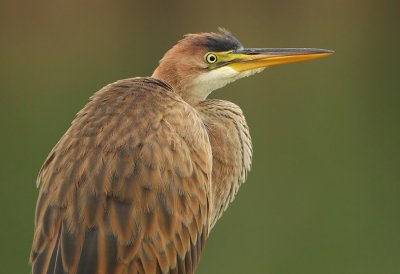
[205, 53, 218, 64]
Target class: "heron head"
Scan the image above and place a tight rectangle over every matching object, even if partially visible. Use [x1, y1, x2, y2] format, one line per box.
[152, 28, 333, 105]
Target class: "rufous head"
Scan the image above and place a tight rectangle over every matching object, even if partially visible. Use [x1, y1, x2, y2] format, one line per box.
[152, 28, 333, 105]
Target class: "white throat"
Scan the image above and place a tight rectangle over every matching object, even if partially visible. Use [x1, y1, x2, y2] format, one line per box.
[188, 66, 265, 102]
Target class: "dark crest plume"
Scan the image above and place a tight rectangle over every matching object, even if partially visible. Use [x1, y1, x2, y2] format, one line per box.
[183, 28, 243, 52]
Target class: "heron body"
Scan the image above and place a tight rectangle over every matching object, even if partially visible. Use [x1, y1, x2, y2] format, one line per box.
[31, 29, 332, 274]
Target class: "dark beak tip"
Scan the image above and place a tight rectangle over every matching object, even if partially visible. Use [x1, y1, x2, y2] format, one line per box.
[291, 48, 335, 55]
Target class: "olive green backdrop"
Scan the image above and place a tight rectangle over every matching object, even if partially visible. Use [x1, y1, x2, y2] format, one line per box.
[1, 0, 399, 273]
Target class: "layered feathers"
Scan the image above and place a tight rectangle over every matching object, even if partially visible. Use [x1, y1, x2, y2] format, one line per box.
[31, 77, 252, 274]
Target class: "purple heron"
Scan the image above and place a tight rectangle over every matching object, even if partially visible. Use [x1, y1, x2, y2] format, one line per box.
[30, 28, 332, 274]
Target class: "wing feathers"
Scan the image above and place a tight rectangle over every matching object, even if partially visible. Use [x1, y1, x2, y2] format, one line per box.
[48, 230, 63, 274]
[31, 78, 211, 274]
[76, 229, 98, 274]
[32, 230, 59, 274]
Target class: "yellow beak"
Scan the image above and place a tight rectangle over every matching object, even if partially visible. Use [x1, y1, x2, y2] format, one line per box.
[227, 48, 334, 72]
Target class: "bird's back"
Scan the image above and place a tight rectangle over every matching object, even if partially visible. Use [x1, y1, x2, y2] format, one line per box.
[31, 77, 212, 274]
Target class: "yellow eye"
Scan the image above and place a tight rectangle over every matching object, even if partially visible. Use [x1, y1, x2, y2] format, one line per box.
[205, 53, 218, 64]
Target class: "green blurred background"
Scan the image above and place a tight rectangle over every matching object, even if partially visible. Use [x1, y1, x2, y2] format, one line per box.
[1, 0, 399, 273]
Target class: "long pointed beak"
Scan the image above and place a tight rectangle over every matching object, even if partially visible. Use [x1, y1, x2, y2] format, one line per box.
[227, 48, 334, 72]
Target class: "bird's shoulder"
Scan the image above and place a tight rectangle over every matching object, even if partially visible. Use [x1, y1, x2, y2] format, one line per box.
[76, 76, 193, 129]
[37, 76, 211, 185]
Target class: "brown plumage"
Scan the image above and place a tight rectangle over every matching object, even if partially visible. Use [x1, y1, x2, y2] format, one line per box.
[31, 29, 332, 274]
